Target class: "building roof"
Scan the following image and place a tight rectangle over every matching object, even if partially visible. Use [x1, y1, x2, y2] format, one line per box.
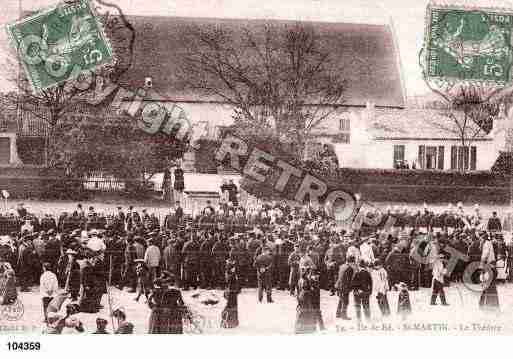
[368, 108, 493, 141]
[117, 16, 405, 108]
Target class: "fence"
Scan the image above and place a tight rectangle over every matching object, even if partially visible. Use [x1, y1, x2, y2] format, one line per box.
[81, 172, 152, 192]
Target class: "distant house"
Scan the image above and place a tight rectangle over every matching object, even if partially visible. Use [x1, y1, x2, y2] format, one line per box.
[309, 103, 510, 171]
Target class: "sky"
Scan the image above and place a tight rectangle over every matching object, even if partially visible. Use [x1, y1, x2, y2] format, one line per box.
[1, 0, 513, 96]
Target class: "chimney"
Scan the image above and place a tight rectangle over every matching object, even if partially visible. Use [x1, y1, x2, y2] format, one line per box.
[364, 101, 375, 121]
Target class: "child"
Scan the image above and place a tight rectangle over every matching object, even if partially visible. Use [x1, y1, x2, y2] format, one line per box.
[396, 282, 411, 320]
[93, 318, 109, 334]
[372, 259, 390, 317]
[134, 259, 151, 303]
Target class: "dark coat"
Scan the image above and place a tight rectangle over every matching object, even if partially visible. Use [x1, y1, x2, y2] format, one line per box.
[335, 263, 354, 293]
[63, 261, 81, 297]
[163, 243, 181, 272]
[352, 269, 372, 295]
[148, 287, 185, 334]
[295, 277, 316, 334]
[16, 242, 35, 278]
[182, 240, 200, 268]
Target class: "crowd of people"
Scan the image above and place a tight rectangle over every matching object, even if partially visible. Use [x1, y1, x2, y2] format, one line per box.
[0, 198, 512, 334]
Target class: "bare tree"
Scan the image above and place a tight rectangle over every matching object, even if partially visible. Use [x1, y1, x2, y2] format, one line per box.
[179, 22, 347, 159]
[428, 86, 500, 171]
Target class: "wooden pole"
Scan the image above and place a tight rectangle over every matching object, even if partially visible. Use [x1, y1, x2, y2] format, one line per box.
[106, 254, 116, 332]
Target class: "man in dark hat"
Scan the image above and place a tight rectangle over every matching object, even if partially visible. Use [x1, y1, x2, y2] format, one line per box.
[254, 246, 274, 303]
[199, 232, 215, 289]
[352, 260, 373, 321]
[125, 206, 140, 232]
[175, 201, 184, 221]
[114, 207, 126, 234]
[229, 236, 251, 288]
[182, 233, 200, 290]
[212, 235, 230, 289]
[276, 234, 294, 291]
[17, 235, 35, 291]
[335, 255, 356, 320]
[246, 232, 261, 288]
[133, 236, 146, 260]
[324, 237, 344, 295]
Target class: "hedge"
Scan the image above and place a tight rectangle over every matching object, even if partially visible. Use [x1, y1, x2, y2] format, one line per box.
[190, 134, 512, 204]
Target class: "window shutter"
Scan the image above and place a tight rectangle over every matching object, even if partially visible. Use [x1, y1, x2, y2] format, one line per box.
[463, 146, 469, 170]
[418, 145, 425, 169]
[393, 145, 404, 167]
[438, 146, 444, 170]
[457, 146, 464, 170]
[470, 146, 477, 170]
[451, 146, 457, 170]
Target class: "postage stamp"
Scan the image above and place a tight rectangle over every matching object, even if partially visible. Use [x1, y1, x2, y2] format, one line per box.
[425, 5, 513, 84]
[6, 0, 114, 92]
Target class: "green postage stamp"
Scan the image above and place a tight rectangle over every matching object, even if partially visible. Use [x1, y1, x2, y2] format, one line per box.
[6, 0, 113, 92]
[425, 5, 513, 85]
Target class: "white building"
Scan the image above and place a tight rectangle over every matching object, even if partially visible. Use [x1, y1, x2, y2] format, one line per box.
[307, 103, 509, 171]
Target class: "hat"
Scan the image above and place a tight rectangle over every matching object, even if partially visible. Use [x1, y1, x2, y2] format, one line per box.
[397, 282, 408, 290]
[159, 270, 174, 284]
[134, 258, 145, 264]
[66, 249, 78, 255]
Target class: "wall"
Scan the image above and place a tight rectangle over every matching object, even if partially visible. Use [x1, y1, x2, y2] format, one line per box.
[0, 133, 22, 166]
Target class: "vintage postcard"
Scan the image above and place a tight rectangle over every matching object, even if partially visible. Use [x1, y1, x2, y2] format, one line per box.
[0, 0, 512, 350]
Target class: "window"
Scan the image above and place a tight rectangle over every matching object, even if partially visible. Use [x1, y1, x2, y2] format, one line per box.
[339, 118, 350, 131]
[470, 146, 477, 170]
[437, 146, 444, 170]
[425, 146, 437, 169]
[418, 145, 445, 170]
[451, 146, 457, 170]
[393, 145, 405, 168]
[336, 118, 351, 143]
[450, 145, 477, 170]
[418, 145, 425, 169]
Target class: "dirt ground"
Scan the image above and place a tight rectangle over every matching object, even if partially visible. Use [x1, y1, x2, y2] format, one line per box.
[2, 283, 512, 335]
